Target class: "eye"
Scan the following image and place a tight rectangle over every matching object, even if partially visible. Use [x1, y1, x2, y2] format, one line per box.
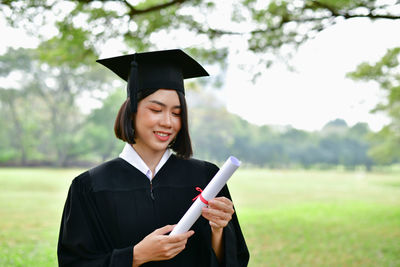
[172, 109, 181, 116]
[150, 108, 162, 113]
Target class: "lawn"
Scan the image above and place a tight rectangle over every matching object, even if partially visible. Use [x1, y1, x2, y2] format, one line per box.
[0, 167, 399, 266]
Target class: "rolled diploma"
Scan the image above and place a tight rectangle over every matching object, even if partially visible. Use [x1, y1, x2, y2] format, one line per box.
[169, 156, 241, 236]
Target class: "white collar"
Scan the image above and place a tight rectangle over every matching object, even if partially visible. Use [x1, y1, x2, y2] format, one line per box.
[119, 143, 172, 180]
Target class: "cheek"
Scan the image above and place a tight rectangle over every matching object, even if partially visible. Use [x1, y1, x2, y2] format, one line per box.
[135, 110, 156, 129]
[173, 117, 182, 131]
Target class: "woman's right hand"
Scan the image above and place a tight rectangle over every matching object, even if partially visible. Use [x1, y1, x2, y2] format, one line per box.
[132, 225, 194, 267]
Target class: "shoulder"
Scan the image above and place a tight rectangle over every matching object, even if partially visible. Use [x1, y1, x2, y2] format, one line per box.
[88, 157, 129, 179]
[71, 158, 137, 192]
[69, 170, 92, 193]
[172, 155, 219, 177]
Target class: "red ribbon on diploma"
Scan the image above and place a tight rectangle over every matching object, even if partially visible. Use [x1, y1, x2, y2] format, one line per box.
[192, 187, 208, 205]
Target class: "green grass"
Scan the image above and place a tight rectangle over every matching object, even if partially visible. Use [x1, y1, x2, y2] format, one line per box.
[0, 169, 79, 267]
[229, 169, 400, 267]
[0, 168, 399, 266]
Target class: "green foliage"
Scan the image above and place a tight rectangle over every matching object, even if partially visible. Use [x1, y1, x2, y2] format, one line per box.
[348, 47, 400, 164]
[2, 0, 399, 70]
[188, 90, 375, 168]
[0, 49, 385, 167]
[0, 71, 381, 168]
[1, 0, 400, 166]
[367, 126, 400, 164]
[37, 22, 97, 67]
[0, 84, 44, 164]
[82, 89, 126, 161]
[0, 47, 114, 166]
[0, 47, 35, 74]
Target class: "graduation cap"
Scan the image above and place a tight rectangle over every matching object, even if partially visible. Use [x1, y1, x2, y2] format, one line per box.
[96, 49, 209, 112]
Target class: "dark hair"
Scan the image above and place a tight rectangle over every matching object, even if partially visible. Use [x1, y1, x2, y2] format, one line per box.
[114, 89, 193, 159]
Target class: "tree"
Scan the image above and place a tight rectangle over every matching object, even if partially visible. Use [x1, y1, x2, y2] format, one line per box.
[1, 0, 399, 69]
[82, 89, 126, 162]
[348, 48, 400, 164]
[0, 47, 113, 166]
[321, 119, 348, 136]
[1, 0, 399, 166]
[0, 48, 47, 165]
[0, 88, 38, 164]
[188, 90, 375, 169]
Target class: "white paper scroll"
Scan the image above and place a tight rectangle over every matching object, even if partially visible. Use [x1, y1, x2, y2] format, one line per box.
[169, 156, 241, 236]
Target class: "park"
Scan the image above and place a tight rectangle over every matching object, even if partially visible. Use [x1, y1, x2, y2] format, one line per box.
[1, 1, 400, 266]
[0, 167, 399, 266]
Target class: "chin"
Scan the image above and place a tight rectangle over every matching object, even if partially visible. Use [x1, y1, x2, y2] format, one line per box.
[150, 144, 169, 153]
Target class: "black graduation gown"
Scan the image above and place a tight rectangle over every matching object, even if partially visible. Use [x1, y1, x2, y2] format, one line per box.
[57, 155, 249, 267]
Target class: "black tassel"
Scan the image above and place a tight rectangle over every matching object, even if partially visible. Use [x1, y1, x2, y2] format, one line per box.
[127, 55, 139, 112]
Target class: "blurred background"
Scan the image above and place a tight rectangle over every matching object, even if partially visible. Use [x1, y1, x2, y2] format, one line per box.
[0, 1, 399, 266]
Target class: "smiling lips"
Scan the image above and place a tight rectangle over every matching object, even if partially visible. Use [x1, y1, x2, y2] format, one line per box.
[154, 131, 171, 142]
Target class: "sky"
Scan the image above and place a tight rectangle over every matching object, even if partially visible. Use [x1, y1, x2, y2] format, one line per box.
[222, 18, 400, 132]
[1, 12, 399, 132]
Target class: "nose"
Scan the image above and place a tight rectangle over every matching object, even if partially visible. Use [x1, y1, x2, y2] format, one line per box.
[160, 112, 172, 128]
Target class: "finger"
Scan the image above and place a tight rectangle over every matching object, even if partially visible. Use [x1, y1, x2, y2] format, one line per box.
[209, 220, 223, 229]
[202, 206, 232, 221]
[209, 217, 230, 228]
[163, 244, 187, 259]
[167, 236, 190, 249]
[177, 230, 195, 241]
[208, 199, 234, 214]
[185, 230, 195, 238]
[153, 224, 176, 235]
[212, 196, 231, 204]
[202, 212, 230, 229]
[202, 207, 226, 222]
[166, 230, 195, 243]
[161, 237, 190, 256]
[208, 198, 234, 213]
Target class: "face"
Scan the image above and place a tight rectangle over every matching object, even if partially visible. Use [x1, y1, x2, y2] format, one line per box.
[133, 89, 182, 156]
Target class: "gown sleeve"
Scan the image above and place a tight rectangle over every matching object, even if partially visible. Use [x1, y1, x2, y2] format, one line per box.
[206, 162, 250, 267]
[57, 172, 133, 267]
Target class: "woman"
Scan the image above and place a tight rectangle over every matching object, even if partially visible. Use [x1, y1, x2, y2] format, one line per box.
[57, 49, 249, 266]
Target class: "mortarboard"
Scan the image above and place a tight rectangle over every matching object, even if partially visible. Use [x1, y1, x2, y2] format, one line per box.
[96, 49, 209, 112]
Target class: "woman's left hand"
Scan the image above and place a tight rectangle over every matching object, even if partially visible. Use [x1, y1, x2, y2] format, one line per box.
[201, 197, 234, 230]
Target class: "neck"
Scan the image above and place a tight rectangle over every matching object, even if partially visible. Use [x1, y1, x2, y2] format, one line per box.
[131, 144, 165, 175]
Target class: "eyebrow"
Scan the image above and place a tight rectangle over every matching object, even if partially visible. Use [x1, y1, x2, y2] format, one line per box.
[149, 100, 181, 109]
